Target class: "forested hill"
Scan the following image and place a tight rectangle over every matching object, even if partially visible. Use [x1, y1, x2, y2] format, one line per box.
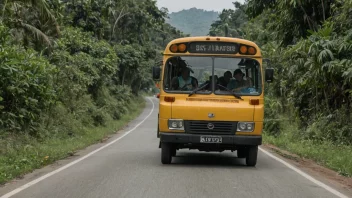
[166, 8, 219, 36]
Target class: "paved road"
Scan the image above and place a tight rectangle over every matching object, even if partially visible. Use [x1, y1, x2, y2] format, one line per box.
[0, 97, 350, 198]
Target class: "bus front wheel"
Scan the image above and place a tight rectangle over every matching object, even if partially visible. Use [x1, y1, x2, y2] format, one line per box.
[245, 146, 258, 167]
[161, 143, 173, 164]
[237, 148, 247, 158]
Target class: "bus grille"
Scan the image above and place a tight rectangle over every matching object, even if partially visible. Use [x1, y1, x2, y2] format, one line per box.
[184, 121, 237, 134]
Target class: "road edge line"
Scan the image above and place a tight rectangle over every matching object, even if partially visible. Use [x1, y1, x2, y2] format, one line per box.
[259, 147, 349, 198]
[1, 97, 155, 198]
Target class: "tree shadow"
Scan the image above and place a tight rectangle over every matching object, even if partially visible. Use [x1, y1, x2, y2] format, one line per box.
[169, 151, 252, 169]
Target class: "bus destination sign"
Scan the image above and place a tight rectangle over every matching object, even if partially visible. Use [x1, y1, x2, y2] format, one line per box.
[188, 42, 239, 54]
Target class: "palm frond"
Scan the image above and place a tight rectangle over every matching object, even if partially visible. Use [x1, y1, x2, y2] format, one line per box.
[1, 0, 8, 19]
[21, 22, 51, 46]
[342, 67, 352, 82]
[10, 0, 60, 35]
[318, 49, 334, 63]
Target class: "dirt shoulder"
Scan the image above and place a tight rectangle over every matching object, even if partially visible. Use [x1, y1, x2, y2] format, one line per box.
[262, 144, 352, 197]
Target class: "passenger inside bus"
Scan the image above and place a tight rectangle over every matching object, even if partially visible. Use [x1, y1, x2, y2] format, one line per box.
[227, 69, 252, 92]
[171, 66, 198, 91]
[217, 71, 232, 90]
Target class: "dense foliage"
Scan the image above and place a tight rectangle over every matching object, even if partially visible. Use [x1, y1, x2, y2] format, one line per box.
[0, 0, 186, 136]
[209, 2, 247, 37]
[167, 8, 218, 36]
[210, 0, 352, 144]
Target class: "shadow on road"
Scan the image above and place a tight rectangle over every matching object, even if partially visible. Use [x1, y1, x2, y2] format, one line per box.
[169, 151, 253, 169]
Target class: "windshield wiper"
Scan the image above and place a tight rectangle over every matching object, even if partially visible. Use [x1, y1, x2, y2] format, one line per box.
[216, 84, 243, 100]
[188, 82, 209, 97]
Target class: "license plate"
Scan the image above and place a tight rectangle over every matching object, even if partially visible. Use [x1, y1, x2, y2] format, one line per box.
[200, 136, 222, 143]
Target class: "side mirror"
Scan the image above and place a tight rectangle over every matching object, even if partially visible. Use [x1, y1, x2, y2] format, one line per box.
[152, 66, 161, 80]
[265, 68, 274, 83]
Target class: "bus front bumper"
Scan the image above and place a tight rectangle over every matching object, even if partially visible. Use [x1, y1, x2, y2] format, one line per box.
[159, 133, 262, 146]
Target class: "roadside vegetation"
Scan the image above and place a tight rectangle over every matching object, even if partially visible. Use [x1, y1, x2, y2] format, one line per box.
[0, 0, 186, 184]
[210, 0, 352, 177]
[0, 98, 145, 184]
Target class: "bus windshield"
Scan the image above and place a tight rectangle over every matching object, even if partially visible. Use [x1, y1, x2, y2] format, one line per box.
[163, 56, 262, 96]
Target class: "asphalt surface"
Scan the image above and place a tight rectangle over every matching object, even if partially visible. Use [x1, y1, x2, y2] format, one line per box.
[0, 97, 350, 198]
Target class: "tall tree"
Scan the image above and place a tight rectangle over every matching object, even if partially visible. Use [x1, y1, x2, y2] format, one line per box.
[246, 0, 336, 46]
[0, 0, 60, 50]
[209, 2, 247, 37]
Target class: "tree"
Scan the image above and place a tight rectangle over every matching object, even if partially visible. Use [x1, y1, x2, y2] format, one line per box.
[208, 2, 247, 37]
[0, 0, 60, 50]
[0, 0, 187, 134]
[246, 0, 336, 46]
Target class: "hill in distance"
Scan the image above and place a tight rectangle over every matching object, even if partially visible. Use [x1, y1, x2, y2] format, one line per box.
[166, 8, 219, 36]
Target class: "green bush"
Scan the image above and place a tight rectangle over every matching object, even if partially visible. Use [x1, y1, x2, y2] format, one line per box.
[263, 97, 283, 137]
[0, 26, 56, 134]
[305, 109, 352, 144]
[50, 27, 118, 101]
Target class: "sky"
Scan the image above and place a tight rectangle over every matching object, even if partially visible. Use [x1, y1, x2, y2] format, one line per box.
[156, 0, 246, 13]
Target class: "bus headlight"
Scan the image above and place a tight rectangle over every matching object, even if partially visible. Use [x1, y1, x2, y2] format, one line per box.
[168, 119, 184, 130]
[237, 122, 255, 132]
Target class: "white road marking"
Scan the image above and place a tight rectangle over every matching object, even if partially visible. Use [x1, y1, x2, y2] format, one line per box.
[259, 147, 349, 198]
[1, 98, 155, 198]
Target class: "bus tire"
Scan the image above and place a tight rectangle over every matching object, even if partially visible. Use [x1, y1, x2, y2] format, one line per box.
[246, 146, 258, 166]
[237, 148, 247, 158]
[171, 147, 177, 156]
[157, 114, 160, 138]
[157, 126, 160, 138]
[161, 143, 172, 164]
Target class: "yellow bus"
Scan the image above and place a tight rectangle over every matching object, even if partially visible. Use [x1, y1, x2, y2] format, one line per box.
[152, 36, 274, 166]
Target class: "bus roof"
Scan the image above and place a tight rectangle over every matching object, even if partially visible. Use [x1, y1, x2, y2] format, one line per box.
[164, 36, 262, 57]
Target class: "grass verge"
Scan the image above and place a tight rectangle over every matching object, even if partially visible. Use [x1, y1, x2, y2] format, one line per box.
[263, 122, 352, 177]
[0, 97, 146, 185]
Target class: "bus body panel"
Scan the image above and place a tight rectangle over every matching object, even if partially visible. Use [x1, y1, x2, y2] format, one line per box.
[158, 98, 172, 119]
[170, 95, 254, 121]
[254, 104, 264, 122]
[163, 37, 262, 57]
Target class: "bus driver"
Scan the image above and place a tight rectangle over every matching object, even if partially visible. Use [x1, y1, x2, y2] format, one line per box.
[171, 67, 198, 91]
